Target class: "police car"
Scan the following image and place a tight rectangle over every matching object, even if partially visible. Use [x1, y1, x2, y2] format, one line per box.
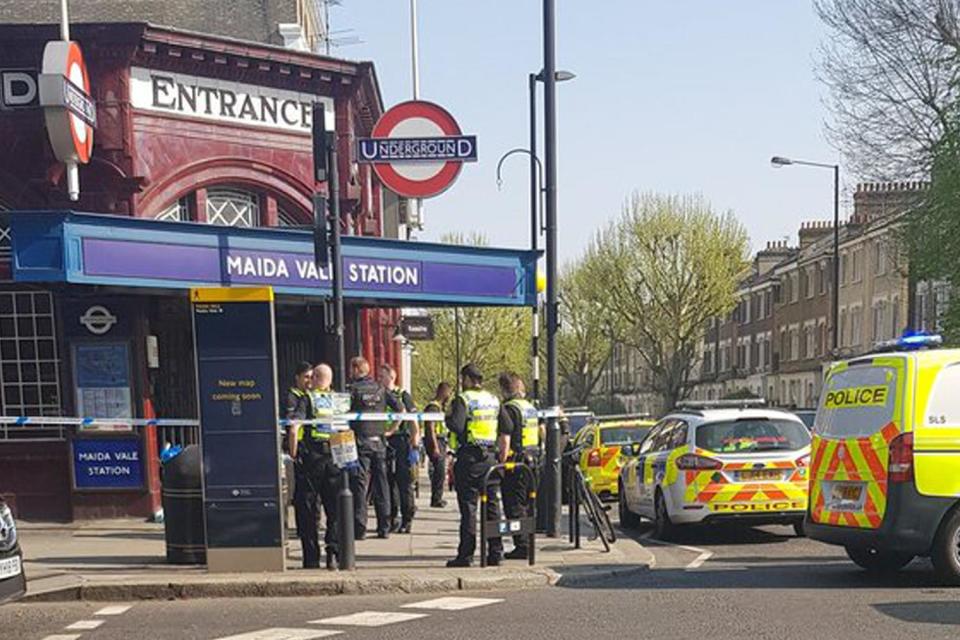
[618, 401, 811, 539]
[806, 334, 960, 583]
[0, 497, 25, 604]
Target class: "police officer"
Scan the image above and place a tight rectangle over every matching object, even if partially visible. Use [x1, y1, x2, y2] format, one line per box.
[348, 356, 391, 539]
[381, 364, 419, 534]
[285, 362, 325, 569]
[446, 363, 508, 568]
[498, 372, 541, 560]
[424, 382, 453, 508]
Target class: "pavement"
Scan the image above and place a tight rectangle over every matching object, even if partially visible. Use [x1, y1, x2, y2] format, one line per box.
[15, 476, 652, 602]
[6, 520, 960, 640]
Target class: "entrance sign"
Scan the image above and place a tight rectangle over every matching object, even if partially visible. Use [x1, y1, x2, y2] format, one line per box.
[358, 100, 477, 199]
[72, 438, 143, 490]
[192, 286, 284, 573]
[39, 41, 95, 164]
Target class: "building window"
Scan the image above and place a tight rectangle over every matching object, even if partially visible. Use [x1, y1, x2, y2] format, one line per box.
[891, 296, 901, 339]
[206, 188, 260, 227]
[0, 197, 10, 259]
[0, 291, 61, 417]
[155, 197, 192, 222]
[790, 329, 800, 361]
[277, 206, 301, 227]
[840, 309, 848, 347]
[791, 273, 800, 303]
[874, 242, 887, 276]
[851, 308, 863, 346]
[840, 252, 848, 285]
[873, 302, 885, 343]
[852, 248, 863, 283]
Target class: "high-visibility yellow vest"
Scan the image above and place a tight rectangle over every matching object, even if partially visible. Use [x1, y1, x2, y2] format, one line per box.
[459, 389, 499, 447]
[424, 400, 448, 439]
[302, 389, 335, 441]
[506, 397, 540, 449]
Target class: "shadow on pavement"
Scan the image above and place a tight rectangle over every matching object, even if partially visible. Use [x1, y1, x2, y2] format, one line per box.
[30, 555, 166, 567]
[874, 601, 960, 625]
[556, 559, 947, 591]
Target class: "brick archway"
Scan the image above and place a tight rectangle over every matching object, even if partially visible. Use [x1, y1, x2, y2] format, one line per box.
[137, 157, 314, 222]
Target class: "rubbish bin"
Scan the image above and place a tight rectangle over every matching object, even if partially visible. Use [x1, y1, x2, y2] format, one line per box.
[161, 444, 206, 564]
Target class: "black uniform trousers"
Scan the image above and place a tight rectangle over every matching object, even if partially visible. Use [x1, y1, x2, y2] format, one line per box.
[293, 451, 340, 568]
[502, 452, 539, 552]
[387, 433, 416, 527]
[429, 439, 448, 506]
[454, 445, 503, 561]
[352, 437, 391, 537]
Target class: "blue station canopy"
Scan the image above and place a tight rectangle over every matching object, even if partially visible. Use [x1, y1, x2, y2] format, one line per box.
[8, 211, 538, 307]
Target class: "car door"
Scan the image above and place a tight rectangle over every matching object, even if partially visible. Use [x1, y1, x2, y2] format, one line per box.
[635, 421, 669, 517]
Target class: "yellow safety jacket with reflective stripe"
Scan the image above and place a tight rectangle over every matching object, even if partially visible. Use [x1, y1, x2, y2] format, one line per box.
[459, 389, 499, 447]
[424, 400, 448, 439]
[302, 389, 335, 441]
[506, 398, 540, 450]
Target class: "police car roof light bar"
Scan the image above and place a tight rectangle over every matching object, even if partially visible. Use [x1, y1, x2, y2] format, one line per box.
[874, 333, 943, 353]
[676, 399, 769, 411]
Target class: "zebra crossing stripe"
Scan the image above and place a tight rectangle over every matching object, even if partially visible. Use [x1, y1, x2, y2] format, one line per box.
[401, 597, 504, 611]
[65, 620, 104, 630]
[212, 629, 342, 640]
[95, 605, 133, 616]
[309, 611, 428, 627]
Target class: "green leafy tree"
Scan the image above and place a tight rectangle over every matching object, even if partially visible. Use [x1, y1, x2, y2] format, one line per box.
[903, 129, 960, 342]
[411, 233, 531, 402]
[557, 258, 611, 406]
[583, 192, 750, 411]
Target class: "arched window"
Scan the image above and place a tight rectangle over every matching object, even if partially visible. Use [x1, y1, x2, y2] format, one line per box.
[0, 194, 10, 259]
[155, 197, 191, 222]
[205, 187, 260, 227]
[277, 205, 302, 227]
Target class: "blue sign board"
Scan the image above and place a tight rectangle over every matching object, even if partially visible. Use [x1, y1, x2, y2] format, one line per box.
[72, 438, 143, 490]
[357, 135, 478, 163]
[9, 211, 537, 307]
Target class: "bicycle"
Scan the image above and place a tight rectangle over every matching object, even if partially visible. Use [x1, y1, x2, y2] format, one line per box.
[562, 446, 616, 551]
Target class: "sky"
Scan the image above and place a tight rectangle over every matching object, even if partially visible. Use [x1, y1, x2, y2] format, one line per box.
[334, 1, 840, 263]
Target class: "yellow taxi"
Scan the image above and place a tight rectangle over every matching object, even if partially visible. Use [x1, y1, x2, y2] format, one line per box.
[572, 416, 654, 501]
[806, 334, 960, 583]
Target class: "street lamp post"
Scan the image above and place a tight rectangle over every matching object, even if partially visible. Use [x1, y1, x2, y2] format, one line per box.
[543, 0, 560, 538]
[771, 156, 841, 352]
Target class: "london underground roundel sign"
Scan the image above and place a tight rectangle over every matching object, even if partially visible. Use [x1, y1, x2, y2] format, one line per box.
[358, 100, 477, 199]
[39, 41, 97, 164]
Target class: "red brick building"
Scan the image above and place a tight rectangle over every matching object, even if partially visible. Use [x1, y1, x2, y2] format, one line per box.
[0, 22, 405, 520]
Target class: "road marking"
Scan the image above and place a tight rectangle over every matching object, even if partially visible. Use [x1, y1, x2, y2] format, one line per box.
[641, 533, 713, 570]
[95, 605, 133, 616]
[401, 597, 503, 611]
[66, 620, 105, 630]
[42, 635, 82, 640]
[310, 611, 429, 627]
[212, 629, 341, 640]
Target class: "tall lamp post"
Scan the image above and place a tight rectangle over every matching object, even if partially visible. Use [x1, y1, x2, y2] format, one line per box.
[770, 156, 841, 351]
[495, 69, 573, 404]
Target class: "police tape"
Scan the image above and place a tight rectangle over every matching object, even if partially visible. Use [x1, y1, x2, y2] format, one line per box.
[0, 407, 565, 428]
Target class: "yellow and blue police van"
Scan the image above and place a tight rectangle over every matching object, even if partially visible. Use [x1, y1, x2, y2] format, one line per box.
[806, 334, 960, 583]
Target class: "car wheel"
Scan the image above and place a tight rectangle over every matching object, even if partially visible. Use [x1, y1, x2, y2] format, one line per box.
[932, 507, 960, 586]
[844, 546, 913, 573]
[653, 489, 675, 540]
[618, 482, 641, 529]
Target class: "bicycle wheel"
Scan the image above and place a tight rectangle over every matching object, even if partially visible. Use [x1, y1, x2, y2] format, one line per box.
[587, 486, 617, 544]
[576, 474, 611, 552]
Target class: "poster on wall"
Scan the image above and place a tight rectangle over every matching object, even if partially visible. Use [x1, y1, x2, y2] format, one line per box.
[73, 342, 133, 430]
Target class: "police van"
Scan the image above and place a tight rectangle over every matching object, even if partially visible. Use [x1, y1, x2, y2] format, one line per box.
[806, 334, 960, 583]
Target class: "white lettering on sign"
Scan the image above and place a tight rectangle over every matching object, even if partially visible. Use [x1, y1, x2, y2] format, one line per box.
[348, 263, 419, 286]
[129, 67, 333, 135]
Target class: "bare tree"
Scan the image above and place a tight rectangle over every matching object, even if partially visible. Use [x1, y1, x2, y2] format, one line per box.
[816, 0, 960, 178]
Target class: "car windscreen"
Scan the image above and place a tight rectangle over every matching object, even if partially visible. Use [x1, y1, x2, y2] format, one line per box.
[600, 426, 650, 445]
[695, 418, 810, 454]
[815, 364, 900, 439]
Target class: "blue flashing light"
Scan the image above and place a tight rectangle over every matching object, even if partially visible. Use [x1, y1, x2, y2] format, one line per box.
[876, 332, 944, 352]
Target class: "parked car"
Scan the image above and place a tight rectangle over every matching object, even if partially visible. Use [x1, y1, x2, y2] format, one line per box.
[0, 498, 25, 604]
[571, 416, 655, 501]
